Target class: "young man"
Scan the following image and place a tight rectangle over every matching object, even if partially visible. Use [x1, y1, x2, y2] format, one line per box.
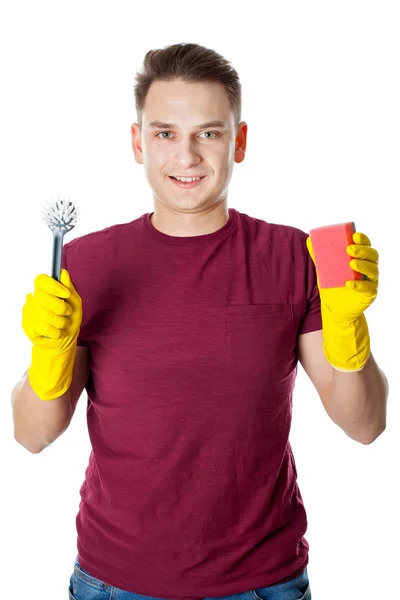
[13, 43, 387, 600]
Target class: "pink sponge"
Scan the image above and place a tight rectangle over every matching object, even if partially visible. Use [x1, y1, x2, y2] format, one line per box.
[309, 222, 365, 288]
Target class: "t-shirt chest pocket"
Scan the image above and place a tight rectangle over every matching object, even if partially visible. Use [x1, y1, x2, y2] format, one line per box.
[226, 303, 294, 376]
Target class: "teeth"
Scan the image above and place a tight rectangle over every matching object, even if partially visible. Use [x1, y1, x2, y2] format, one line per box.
[175, 176, 201, 182]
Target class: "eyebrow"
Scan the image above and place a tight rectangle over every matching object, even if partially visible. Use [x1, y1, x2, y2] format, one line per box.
[148, 120, 227, 130]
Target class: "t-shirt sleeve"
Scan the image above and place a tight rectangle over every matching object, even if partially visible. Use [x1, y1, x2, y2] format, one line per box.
[61, 243, 88, 347]
[298, 237, 322, 335]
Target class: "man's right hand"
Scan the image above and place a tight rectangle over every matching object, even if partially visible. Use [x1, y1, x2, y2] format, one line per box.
[22, 269, 82, 352]
[22, 269, 83, 400]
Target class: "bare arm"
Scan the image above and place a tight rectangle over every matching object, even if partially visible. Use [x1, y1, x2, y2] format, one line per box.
[12, 345, 90, 453]
[331, 353, 388, 444]
[298, 330, 388, 444]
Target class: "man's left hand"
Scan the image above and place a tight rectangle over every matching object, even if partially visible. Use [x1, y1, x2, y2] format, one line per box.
[306, 232, 379, 322]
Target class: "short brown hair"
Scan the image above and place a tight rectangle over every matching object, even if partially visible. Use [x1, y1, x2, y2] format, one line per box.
[134, 43, 242, 131]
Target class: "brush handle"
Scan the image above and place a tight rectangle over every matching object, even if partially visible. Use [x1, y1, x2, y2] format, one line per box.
[41, 231, 65, 338]
[51, 232, 64, 282]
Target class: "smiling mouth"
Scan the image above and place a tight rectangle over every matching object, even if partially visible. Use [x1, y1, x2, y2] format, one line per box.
[168, 176, 207, 189]
[169, 176, 206, 181]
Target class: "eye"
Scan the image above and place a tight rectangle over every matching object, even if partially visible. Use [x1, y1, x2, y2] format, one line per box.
[156, 131, 173, 139]
[200, 131, 219, 139]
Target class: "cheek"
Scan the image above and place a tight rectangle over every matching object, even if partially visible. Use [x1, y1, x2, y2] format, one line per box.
[215, 144, 233, 167]
[144, 148, 167, 172]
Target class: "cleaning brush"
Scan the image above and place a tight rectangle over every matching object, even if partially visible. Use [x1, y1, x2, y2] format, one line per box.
[41, 195, 80, 282]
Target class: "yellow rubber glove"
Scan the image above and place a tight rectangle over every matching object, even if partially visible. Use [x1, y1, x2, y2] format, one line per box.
[22, 269, 83, 400]
[306, 232, 379, 371]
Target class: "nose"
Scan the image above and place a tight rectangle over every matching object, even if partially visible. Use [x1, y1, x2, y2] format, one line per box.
[173, 138, 202, 169]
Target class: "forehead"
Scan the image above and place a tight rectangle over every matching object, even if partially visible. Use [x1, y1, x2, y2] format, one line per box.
[142, 79, 234, 128]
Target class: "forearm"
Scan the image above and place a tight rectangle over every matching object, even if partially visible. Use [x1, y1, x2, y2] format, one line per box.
[12, 371, 73, 453]
[331, 352, 388, 444]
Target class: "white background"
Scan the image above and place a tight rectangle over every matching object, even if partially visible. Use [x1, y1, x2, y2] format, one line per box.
[1, 1, 399, 599]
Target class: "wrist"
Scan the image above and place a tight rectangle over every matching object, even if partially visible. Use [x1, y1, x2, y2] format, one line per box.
[29, 342, 78, 400]
[320, 304, 371, 371]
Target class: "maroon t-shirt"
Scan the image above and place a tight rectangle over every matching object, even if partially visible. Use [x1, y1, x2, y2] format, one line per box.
[62, 207, 322, 600]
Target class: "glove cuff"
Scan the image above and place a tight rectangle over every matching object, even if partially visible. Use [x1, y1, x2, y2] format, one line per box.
[321, 306, 371, 371]
[28, 343, 78, 401]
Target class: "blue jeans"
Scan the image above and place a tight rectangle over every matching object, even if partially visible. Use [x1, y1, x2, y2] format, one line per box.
[69, 555, 312, 600]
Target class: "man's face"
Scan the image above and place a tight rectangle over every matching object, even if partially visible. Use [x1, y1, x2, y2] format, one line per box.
[131, 79, 247, 215]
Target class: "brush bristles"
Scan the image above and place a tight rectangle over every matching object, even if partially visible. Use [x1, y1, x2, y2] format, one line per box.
[41, 195, 80, 233]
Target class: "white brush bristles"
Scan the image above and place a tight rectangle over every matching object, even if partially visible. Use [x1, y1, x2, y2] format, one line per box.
[41, 195, 80, 233]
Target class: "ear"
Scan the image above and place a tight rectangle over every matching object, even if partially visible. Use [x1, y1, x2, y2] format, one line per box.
[131, 123, 144, 165]
[234, 121, 247, 164]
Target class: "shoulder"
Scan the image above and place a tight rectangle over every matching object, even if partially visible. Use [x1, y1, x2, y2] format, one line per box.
[236, 210, 309, 255]
[61, 219, 143, 311]
[64, 216, 141, 258]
